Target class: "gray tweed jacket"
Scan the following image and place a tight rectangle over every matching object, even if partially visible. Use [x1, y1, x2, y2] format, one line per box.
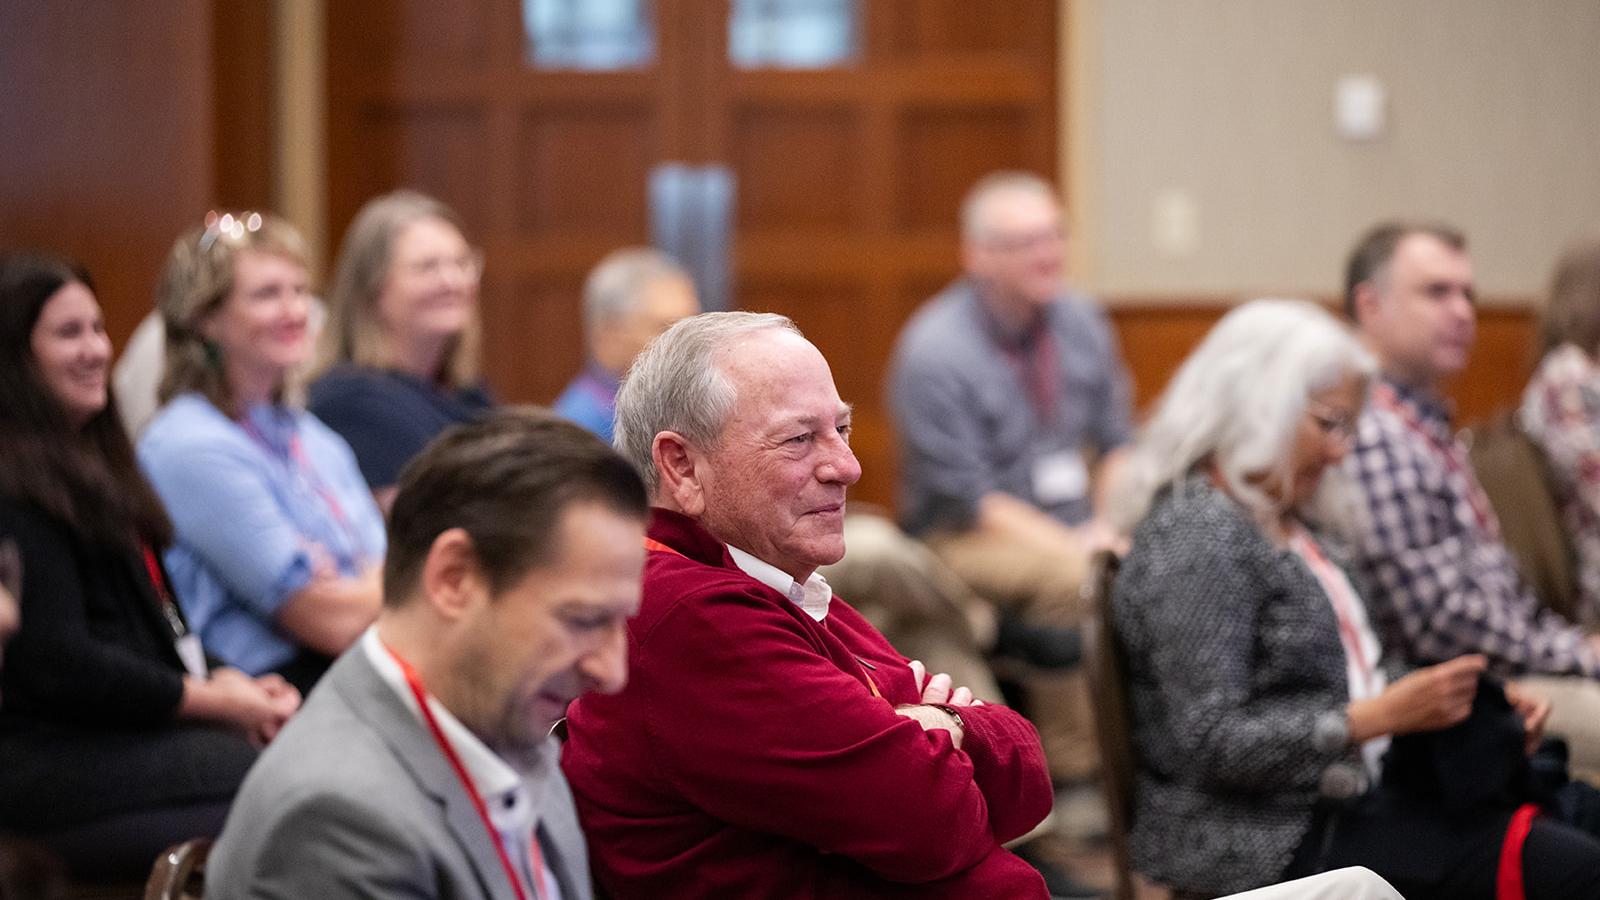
[1112, 478, 1370, 895]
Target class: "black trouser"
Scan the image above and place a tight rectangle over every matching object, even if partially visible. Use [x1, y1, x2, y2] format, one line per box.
[1287, 799, 1600, 900]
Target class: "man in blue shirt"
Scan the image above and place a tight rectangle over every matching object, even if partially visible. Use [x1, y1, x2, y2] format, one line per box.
[554, 248, 700, 443]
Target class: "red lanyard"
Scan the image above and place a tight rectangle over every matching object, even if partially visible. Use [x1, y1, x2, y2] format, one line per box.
[1290, 528, 1376, 686]
[382, 641, 548, 900]
[1372, 384, 1498, 536]
[140, 543, 188, 639]
[643, 537, 884, 700]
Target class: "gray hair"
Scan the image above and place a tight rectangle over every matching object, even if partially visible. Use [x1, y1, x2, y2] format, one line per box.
[613, 310, 799, 495]
[960, 171, 1059, 242]
[1109, 298, 1378, 537]
[583, 247, 690, 338]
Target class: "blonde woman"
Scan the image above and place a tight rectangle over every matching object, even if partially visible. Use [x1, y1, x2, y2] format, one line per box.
[139, 213, 386, 694]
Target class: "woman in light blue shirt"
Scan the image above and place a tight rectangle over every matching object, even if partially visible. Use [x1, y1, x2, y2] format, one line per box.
[140, 212, 386, 694]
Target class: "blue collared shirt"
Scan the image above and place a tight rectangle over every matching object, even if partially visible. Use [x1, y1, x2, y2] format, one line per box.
[552, 363, 621, 444]
[138, 394, 387, 674]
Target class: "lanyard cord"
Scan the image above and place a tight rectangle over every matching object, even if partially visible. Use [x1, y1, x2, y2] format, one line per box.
[1371, 384, 1497, 535]
[382, 641, 547, 900]
[1289, 527, 1376, 685]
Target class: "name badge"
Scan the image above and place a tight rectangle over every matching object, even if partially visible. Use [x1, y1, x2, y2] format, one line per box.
[175, 634, 209, 679]
[1032, 450, 1089, 504]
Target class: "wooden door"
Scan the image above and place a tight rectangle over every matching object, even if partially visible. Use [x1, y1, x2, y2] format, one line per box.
[325, 0, 1058, 508]
[698, 0, 1058, 505]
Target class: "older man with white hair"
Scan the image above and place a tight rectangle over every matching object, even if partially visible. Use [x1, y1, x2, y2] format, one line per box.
[552, 247, 699, 443]
[561, 311, 1054, 899]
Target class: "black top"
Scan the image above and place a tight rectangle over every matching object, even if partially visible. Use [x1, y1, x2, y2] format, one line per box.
[307, 364, 495, 489]
[0, 495, 187, 728]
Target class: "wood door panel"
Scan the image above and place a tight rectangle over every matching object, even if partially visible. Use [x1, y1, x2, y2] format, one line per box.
[895, 106, 1041, 232]
[731, 106, 861, 231]
[338, 103, 493, 231]
[326, 0, 1057, 511]
[327, 1, 495, 71]
[481, 272, 587, 406]
[883, 0, 1056, 59]
[515, 105, 656, 237]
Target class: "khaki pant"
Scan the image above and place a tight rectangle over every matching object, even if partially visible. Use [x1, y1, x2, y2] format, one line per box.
[1512, 674, 1600, 786]
[926, 527, 1097, 783]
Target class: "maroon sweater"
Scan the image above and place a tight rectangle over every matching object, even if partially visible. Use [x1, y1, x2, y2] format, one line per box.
[561, 509, 1050, 899]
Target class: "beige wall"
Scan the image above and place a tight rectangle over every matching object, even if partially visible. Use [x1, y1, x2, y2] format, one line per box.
[1065, 0, 1600, 303]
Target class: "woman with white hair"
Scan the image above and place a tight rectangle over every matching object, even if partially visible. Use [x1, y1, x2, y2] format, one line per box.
[1110, 299, 1600, 897]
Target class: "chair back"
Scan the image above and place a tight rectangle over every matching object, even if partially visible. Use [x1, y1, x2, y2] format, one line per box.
[1468, 411, 1581, 622]
[142, 838, 211, 900]
[1084, 549, 1135, 900]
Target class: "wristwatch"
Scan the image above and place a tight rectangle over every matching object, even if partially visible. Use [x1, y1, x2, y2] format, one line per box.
[930, 705, 966, 730]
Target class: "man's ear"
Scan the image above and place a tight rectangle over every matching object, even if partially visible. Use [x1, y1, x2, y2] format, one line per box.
[1352, 280, 1382, 328]
[652, 431, 706, 518]
[419, 528, 483, 621]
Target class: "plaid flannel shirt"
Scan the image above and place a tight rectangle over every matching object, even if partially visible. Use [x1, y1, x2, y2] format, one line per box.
[1346, 377, 1599, 677]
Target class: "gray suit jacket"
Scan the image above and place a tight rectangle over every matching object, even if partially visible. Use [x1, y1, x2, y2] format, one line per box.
[208, 647, 593, 900]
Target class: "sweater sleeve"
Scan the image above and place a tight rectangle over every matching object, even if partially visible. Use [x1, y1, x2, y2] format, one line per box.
[0, 501, 184, 725]
[943, 700, 1053, 842]
[640, 584, 1039, 884]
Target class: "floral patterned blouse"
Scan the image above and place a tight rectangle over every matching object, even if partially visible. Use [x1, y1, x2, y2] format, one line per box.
[1521, 342, 1600, 627]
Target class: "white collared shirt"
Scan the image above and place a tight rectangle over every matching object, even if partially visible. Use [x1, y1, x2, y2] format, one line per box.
[362, 629, 562, 900]
[725, 545, 834, 622]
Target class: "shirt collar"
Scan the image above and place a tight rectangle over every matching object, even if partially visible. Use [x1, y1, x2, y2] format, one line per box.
[238, 402, 298, 456]
[966, 278, 1051, 351]
[1379, 375, 1454, 432]
[361, 629, 551, 834]
[724, 545, 833, 622]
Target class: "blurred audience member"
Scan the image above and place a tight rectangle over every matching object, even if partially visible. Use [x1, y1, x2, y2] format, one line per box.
[309, 190, 492, 513]
[889, 171, 1129, 788]
[1112, 298, 1600, 897]
[554, 247, 698, 443]
[561, 250, 1017, 759]
[139, 213, 386, 695]
[1523, 238, 1600, 627]
[563, 312, 1053, 898]
[0, 253, 297, 881]
[209, 410, 639, 899]
[114, 300, 327, 439]
[1343, 222, 1600, 778]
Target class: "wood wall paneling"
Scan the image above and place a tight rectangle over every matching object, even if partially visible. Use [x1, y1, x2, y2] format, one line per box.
[0, 1, 215, 346]
[1107, 301, 1539, 429]
[211, 0, 276, 212]
[324, 0, 1057, 509]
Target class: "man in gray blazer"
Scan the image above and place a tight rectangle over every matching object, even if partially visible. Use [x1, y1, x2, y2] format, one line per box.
[209, 410, 649, 900]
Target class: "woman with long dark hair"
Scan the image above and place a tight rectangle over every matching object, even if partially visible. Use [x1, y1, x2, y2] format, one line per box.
[0, 252, 298, 881]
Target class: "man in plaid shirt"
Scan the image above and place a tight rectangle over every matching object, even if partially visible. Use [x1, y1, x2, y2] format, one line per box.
[1343, 221, 1600, 774]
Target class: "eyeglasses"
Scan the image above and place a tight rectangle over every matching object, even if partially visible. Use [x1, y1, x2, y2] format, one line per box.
[197, 211, 263, 253]
[1305, 403, 1357, 441]
[398, 248, 485, 282]
[978, 225, 1066, 254]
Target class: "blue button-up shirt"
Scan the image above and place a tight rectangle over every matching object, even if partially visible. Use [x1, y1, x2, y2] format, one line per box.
[139, 394, 387, 674]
